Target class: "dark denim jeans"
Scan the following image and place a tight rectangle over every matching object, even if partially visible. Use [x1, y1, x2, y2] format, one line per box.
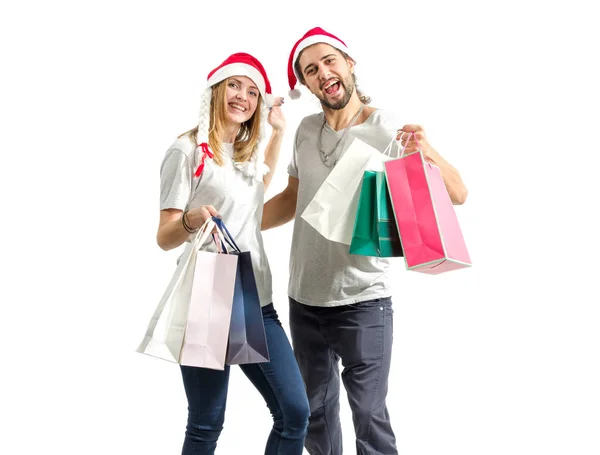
[290, 297, 398, 455]
[180, 304, 310, 454]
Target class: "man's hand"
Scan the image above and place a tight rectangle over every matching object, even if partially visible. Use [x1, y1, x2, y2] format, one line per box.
[396, 124, 440, 163]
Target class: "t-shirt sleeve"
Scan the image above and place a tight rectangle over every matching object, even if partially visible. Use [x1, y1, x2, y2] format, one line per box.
[159, 149, 192, 211]
[287, 126, 301, 179]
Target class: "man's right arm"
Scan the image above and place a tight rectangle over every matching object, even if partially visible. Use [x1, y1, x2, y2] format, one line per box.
[261, 176, 299, 231]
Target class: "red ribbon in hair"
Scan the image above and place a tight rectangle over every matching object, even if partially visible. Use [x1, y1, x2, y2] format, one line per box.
[194, 143, 214, 177]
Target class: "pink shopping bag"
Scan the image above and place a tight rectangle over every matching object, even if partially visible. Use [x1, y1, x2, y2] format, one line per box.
[384, 134, 471, 274]
[179, 229, 239, 370]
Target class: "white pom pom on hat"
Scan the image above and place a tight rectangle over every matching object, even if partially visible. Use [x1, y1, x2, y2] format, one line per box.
[287, 27, 351, 100]
[263, 93, 275, 107]
[288, 88, 302, 100]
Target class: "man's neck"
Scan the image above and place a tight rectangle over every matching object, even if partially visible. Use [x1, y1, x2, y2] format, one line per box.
[323, 96, 364, 131]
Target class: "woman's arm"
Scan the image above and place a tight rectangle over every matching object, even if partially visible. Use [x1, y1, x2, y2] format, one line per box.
[262, 98, 286, 192]
[156, 205, 220, 251]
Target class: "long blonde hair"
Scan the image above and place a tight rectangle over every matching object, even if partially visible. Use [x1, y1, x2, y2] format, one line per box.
[179, 79, 262, 166]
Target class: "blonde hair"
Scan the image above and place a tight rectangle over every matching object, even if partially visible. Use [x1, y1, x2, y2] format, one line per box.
[179, 79, 263, 165]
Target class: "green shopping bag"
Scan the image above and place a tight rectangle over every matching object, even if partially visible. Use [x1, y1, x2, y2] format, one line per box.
[349, 171, 403, 257]
[375, 171, 403, 257]
[349, 171, 378, 256]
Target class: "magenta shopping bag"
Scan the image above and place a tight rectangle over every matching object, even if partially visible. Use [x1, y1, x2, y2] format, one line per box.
[384, 135, 471, 274]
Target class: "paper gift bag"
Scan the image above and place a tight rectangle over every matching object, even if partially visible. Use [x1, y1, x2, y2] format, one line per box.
[384, 135, 471, 274]
[349, 171, 403, 257]
[301, 138, 392, 245]
[213, 218, 270, 365]
[136, 218, 216, 364]
[179, 229, 238, 370]
[137, 218, 238, 370]
[349, 171, 378, 256]
[375, 171, 403, 257]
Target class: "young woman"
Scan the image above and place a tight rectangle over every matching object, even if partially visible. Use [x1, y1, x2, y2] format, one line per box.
[156, 52, 309, 455]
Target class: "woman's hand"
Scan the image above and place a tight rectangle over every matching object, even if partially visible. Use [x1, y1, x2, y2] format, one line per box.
[267, 97, 286, 132]
[184, 205, 220, 231]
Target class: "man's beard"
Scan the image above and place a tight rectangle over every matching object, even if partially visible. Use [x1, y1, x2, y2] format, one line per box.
[318, 74, 355, 110]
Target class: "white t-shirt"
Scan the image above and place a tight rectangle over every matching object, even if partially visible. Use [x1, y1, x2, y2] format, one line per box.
[159, 136, 273, 307]
[287, 109, 401, 307]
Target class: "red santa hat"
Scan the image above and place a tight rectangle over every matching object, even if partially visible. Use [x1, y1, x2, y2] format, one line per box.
[196, 52, 274, 179]
[287, 27, 351, 99]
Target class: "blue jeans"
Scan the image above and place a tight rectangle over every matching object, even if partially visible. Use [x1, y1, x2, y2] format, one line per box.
[180, 304, 310, 454]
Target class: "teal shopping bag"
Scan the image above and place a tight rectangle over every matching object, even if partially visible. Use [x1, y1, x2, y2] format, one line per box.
[349, 171, 403, 257]
[349, 171, 378, 256]
[375, 172, 403, 257]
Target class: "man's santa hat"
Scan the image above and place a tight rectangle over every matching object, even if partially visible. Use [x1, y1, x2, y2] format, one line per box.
[287, 27, 351, 99]
[196, 52, 274, 180]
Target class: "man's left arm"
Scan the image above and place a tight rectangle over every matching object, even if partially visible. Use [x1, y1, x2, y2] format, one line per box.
[397, 124, 468, 205]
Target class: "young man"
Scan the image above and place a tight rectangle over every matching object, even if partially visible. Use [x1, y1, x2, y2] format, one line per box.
[262, 27, 468, 455]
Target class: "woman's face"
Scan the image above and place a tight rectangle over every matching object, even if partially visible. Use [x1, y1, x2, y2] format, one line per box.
[223, 76, 260, 126]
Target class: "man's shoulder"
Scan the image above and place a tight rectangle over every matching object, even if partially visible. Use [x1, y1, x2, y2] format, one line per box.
[366, 108, 398, 128]
[353, 109, 399, 153]
[297, 112, 323, 132]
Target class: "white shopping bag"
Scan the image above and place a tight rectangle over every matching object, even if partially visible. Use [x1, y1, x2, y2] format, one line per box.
[301, 138, 392, 245]
[136, 218, 237, 370]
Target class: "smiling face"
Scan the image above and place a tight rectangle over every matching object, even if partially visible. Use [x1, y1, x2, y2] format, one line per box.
[223, 75, 260, 126]
[297, 43, 356, 110]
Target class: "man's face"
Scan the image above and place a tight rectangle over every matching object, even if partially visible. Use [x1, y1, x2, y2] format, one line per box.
[298, 43, 355, 110]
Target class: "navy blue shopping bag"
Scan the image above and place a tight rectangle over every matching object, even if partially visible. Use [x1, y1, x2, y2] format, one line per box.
[213, 217, 270, 365]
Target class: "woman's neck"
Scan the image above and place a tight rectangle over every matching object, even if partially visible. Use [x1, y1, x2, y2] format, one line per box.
[222, 120, 240, 143]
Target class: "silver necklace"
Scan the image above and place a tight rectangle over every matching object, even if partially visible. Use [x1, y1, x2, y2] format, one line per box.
[318, 104, 364, 168]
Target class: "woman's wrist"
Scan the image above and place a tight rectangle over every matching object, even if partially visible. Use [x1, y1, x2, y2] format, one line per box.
[181, 210, 197, 233]
[270, 128, 285, 139]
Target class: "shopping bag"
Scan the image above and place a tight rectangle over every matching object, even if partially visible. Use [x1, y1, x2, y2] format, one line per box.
[375, 171, 403, 257]
[349, 171, 403, 257]
[213, 218, 270, 365]
[349, 171, 378, 255]
[179, 224, 238, 370]
[136, 218, 238, 370]
[136, 218, 216, 364]
[301, 137, 393, 245]
[384, 135, 471, 274]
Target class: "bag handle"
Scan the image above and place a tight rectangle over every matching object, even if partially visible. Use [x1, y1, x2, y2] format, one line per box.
[212, 217, 241, 253]
[190, 217, 232, 254]
[384, 131, 423, 159]
[212, 231, 228, 254]
[191, 217, 217, 247]
[383, 136, 402, 157]
[399, 131, 422, 158]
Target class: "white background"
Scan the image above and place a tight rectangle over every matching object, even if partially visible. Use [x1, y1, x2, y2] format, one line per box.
[1, 0, 599, 454]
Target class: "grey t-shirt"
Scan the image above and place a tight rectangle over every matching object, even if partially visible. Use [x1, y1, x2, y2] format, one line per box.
[160, 137, 273, 307]
[287, 109, 400, 307]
